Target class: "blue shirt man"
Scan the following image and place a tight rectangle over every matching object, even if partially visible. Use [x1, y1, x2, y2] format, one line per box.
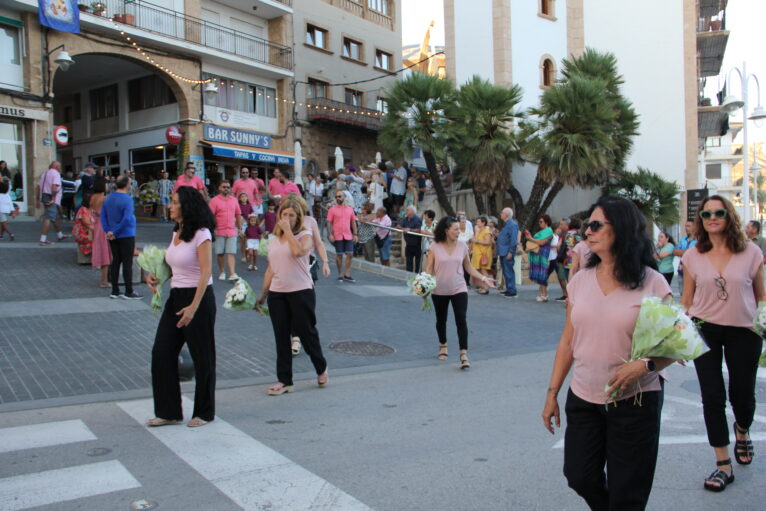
[101, 176, 140, 299]
[496, 207, 519, 296]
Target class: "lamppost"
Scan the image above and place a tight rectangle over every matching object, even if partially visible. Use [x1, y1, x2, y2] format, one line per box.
[720, 62, 766, 224]
[752, 160, 762, 223]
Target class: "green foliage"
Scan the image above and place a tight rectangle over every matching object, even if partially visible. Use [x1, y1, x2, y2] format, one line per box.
[607, 167, 680, 226]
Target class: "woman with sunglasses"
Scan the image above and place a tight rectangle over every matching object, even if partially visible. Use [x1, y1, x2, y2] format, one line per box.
[542, 196, 674, 510]
[426, 216, 496, 369]
[680, 195, 765, 492]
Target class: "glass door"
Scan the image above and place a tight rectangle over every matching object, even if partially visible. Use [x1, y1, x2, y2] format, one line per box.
[0, 120, 26, 212]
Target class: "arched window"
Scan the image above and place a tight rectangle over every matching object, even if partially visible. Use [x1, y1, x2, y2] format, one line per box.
[540, 56, 556, 88]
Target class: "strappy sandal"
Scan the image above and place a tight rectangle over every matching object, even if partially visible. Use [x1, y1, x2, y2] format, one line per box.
[317, 369, 329, 387]
[187, 417, 209, 428]
[459, 351, 471, 370]
[704, 459, 734, 492]
[437, 345, 448, 360]
[734, 423, 754, 465]
[267, 382, 294, 395]
[291, 337, 301, 356]
[147, 417, 181, 427]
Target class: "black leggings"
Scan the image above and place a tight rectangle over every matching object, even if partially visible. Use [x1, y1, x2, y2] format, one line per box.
[151, 286, 216, 422]
[432, 292, 468, 350]
[693, 320, 762, 447]
[661, 272, 673, 285]
[109, 236, 135, 295]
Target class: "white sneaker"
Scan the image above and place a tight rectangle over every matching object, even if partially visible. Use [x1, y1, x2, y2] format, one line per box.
[247, 264, 254, 271]
[218, 272, 226, 281]
[228, 273, 240, 281]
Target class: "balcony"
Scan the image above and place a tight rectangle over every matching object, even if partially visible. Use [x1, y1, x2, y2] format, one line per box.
[698, 0, 728, 19]
[698, 105, 728, 138]
[82, 0, 292, 70]
[697, 9, 729, 77]
[306, 98, 384, 132]
[213, 0, 293, 20]
[321, 0, 395, 31]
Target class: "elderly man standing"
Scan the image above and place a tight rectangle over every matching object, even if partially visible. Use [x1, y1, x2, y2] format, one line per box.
[400, 205, 423, 273]
[36, 161, 68, 245]
[371, 207, 392, 266]
[496, 207, 519, 297]
[327, 189, 358, 282]
[209, 180, 243, 281]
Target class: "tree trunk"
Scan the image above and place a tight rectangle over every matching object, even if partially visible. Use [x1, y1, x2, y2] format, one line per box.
[531, 180, 565, 225]
[508, 185, 526, 219]
[487, 192, 499, 218]
[424, 150, 456, 217]
[473, 192, 487, 216]
[519, 170, 551, 232]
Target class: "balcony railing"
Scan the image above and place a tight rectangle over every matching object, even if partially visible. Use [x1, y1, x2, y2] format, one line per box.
[306, 97, 384, 131]
[83, 0, 292, 70]
[322, 0, 394, 30]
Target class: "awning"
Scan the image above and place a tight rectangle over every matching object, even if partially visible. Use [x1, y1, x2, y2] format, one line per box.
[202, 142, 305, 165]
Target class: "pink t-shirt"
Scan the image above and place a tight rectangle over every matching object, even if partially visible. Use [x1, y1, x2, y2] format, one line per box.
[268, 230, 313, 292]
[568, 267, 671, 404]
[572, 241, 592, 271]
[430, 241, 469, 296]
[303, 215, 321, 256]
[208, 194, 241, 238]
[165, 228, 214, 288]
[327, 205, 356, 240]
[174, 175, 205, 192]
[371, 215, 392, 239]
[282, 181, 300, 196]
[232, 178, 258, 205]
[268, 177, 283, 197]
[681, 243, 762, 327]
[40, 169, 63, 205]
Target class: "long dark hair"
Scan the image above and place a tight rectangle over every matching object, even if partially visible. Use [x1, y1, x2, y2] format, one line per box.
[175, 186, 216, 242]
[93, 176, 107, 194]
[433, 216, 458, 243]
[693, 194, 746, 254]
[586, 196, 657, 289]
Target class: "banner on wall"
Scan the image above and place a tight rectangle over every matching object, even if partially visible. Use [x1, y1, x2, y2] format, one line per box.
[38, 0, 80, 34]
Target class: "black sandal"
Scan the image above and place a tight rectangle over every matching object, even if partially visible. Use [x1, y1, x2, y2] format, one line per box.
[734, 423, 754, 465]
[703, 459, 734, 492]
[459, 352, 471, 370]
[437, 345, 448, 360]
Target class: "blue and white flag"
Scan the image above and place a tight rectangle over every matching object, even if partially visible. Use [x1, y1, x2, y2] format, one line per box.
[38, 0, 80, 34]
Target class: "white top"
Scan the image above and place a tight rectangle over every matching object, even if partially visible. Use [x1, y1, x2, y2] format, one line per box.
[0, 192, 12, 214]
[307, 181, 324, 207]
[549, 234, 559, 261]
[390, 167, 407, 195]
[457, 222, 474, 244]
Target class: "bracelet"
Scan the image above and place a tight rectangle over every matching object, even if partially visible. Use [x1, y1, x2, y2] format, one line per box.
[547, 387, 559, 393]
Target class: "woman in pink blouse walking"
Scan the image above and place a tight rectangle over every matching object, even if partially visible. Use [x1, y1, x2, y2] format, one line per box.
[680, 195, 765, 492]
[425, 216, 496, 370]
[541, 196, 674, 510]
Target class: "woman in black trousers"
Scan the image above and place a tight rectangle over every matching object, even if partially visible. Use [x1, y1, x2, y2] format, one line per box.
[146, 186, 217, 427]
[680, 195, 765, 491]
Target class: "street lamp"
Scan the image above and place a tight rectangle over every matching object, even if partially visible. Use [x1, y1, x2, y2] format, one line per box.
[751, 160, 762, 222]
[722, 62, 766, 224]
[47, 44, 74, 72]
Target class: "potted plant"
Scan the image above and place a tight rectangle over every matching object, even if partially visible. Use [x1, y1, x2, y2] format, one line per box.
[91, 2, 106, 16]
[78, 3, 90, 12]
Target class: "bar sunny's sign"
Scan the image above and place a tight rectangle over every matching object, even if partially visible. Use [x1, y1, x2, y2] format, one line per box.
[203, 125, 272, 149]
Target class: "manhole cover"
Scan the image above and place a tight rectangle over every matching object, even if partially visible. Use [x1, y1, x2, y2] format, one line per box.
[328, 341, 395, 356]
[130, 499, 158, 510]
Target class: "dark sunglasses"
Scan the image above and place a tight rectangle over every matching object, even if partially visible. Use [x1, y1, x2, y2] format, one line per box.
[584, 220, 610, 232]
[700, 209, 727, 221]
[714, 275, 728, 301]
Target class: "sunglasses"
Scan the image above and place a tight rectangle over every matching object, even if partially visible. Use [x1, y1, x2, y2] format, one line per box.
[700, 209, 727, 221]
[714, 275, 728, 301]
[584, 220, 610, 232]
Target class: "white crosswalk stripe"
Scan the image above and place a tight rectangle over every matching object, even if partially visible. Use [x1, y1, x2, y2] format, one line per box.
[118, 397, 372, 511]
[0, 420, 96, 454]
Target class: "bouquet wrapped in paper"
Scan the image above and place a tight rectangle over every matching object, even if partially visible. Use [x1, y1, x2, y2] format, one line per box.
[752, 301, 766, 368]
[223, 278, 258, 311]
[407, 272, 438, 311]
[605, 296, 709, 403]
[137, 245, 171, 313]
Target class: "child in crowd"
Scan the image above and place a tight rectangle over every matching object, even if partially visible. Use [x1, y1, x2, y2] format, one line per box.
[263, 200, 277, 234]
[245, 214, 263, 271]
[0, 181, 19, 241]
[238, 192, 253, 262]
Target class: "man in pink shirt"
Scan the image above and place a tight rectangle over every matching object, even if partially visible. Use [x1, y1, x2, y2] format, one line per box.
[249, 168, 266, 214]
[209, 180, 243, 281]
[326, 190, 358, 282]
[232, 166, 258, 206]
[371, 207, 393, 266]
[36, 160, 68, 245]
[174, 162, 209, 201]
[268, 169, 300, 204]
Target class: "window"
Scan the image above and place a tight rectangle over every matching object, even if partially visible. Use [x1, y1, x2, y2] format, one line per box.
[705, 137, 722, 148]
[345, 88, 363, 107]
[204, 76, 276, 117]
[130, 145, 178, 182]
[252, 85, 277, 118]
[0, 25, 20, 66]
[706, 163, 722, 180]
[307, 78, 328, 99]
[376, 97, 389, 114]
[128, 75, 177, 112]
[342, 37, 363, 61]
[541, 57, 556, 88]
[306, 24, 327, 49]
[539, 0, 555, 17]
[375, 49, 392, 70]
[89, 152, 120, 177]
[90, 84, 119, 120]
[368, 0, 389, 16]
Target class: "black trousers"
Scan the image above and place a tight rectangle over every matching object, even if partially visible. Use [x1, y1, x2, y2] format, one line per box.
[268, 288, 327, 386]
[661, 272, 673, 285]
[694, 320, 762, 447]
[405, 244, 422, 273]
[109, 236, 135, 295]
[432, 292, 468, 350]
[151, 286, 216, 422]
[563, 387, 663, 511]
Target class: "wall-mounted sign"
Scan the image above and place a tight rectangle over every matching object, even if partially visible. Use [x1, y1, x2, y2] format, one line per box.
[166, 125, 183, 145]
[42, 138, 53, 146]
[203, 125, 272, 149]
[0, 104, 49, 121]
[210, 144, 303, 165]
[53, 125, 69, 146]
[687, 188, 709, 221]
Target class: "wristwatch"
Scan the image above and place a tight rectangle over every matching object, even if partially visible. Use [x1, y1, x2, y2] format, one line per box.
[642, 358, 656, 373]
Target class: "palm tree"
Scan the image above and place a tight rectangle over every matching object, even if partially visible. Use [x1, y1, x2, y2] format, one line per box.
[378, 72, 456, 216]
[607, 167, 680, 227]
[446, 76, 524, 215]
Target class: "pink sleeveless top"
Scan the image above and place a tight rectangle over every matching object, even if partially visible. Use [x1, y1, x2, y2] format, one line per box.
[430, 241, 469, 295]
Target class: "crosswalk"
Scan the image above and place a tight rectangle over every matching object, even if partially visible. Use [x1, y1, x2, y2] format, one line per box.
[0, 399, 371, 511]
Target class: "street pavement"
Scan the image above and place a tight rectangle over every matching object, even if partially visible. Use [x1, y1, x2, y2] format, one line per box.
[0, 219, 764, 510]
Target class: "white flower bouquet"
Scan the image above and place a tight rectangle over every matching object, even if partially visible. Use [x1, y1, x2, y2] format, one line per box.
[752, 301, 766, 368]
[407, 272, 438, 311]
[137, 245, 171, 313]
[605, 296, 709, 404]
[223, 278, 258, 311]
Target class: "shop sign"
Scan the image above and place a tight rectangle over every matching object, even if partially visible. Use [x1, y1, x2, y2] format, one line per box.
[210, 145, 299, 165]
[53, 125, 69, 146]
[0, 104, 49, 121]
[166, 125, 183, 145]
[687, 188, 709, 221]
[203, 125, 272, 149]
[43, 138, 53, 146]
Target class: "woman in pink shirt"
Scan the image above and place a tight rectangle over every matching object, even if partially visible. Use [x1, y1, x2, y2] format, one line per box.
[680, 195, 765, 491]
[425, 216, 496, 370]
[145, 186, 217, 428]
[541, 196, 674, 510]
[255, 200, 328, 395]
